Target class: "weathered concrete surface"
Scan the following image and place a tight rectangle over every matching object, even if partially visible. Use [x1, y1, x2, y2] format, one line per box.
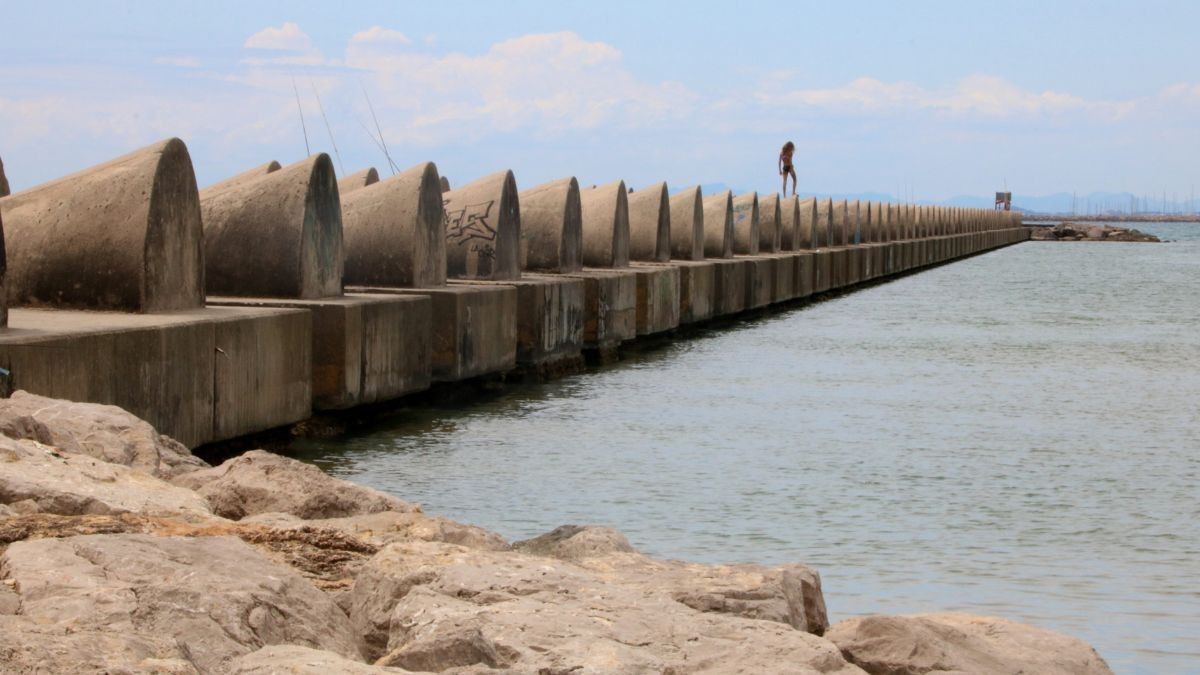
[701, 189, 734, 258]
[172, 449, 419, 520]
[0, 390, 207, 478]
[442, 171, 521, 281]
[816, 197, 834, 248]
[542, 268, 637, 353]
[0, 138, 204, 313]
[208, 294, 432, 410]
[338, 167, 379, 194]
[813, 249, 833, 293]
[1, 205, 9, 328]
[342, 162, 446, 289]
[517, 177, 583, 273]
[646, 260, 714, 324]
[629, 263, 680, 335]
[732, 192, 760, 255]
[710, 258, 749, 316]
[0, 434, 213, 520]
[758, 193, 784, 253]
[627, 182, 670, 262]
[780, 195, 801, 250]
[579, 180, 631, 268]
[741, 256, 774, 309]
[0, 154, 9, 197]
[763, 252, 797, 303]
[0, 534, 364, 673]
[795, 251, 815, 298]
[668, 185, 704, 261]
[0, 306, 311, 448]
[201, 154, 343, 299]
[827, 613, 1113, 675]
[450, 275, 585, 371]
[833, 199, 849, 247]
[351, 284, 516, 383]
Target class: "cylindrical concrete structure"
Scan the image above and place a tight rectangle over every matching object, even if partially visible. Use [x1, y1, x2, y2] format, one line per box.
[852, 201, 866, 244]
[732, 192, 760, 255]
[627, 182, 670, 262]
[201, 153, 344, 299]
[0, 208, 6, 326]
[701, 190, 734, 259]
[202, 161, 281, 197]
[871, 201, 884, 242]
[757, 193, 783, 253]
[518, 177, 583, 273]
[579, 180, 630, 268]
[0, 137, 204, 312]
[816, 198, 833, 248]
[439, 176, 450, 193]
[341, 161, 447, 288]
[668, 186, 704, 261]
[338, 167, 380, 196]
[798, 198, 817, 249]
[833, 200, 849, 246]
[442, 170, 522, 280]
[0, 155, 10, 197]
[779, 196, 800, 250]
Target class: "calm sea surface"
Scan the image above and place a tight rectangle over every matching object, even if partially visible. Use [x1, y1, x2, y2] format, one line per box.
[294, 223, 1199, 673]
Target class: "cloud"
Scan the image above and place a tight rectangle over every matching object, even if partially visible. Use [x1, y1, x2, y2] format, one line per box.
[350, 26, 411, 46]
[244, 22, 312, 51]
[152, 56, 201, 68]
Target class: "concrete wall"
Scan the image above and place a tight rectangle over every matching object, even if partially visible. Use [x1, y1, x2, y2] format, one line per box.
[442, 171, 521, 281]
[341, 162, 446, 288]
[628, 182, 670, 263]
[518, 177, 583, 273]
[580, 180, 631, 268]
[0, 138, 205, 313]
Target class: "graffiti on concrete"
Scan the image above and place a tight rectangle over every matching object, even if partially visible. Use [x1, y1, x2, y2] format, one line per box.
[444, 199, 497, 261]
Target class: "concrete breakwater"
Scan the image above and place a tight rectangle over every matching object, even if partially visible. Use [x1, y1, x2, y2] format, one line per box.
[0, 391, 1114, 673]
[0, 138, 1028, 449]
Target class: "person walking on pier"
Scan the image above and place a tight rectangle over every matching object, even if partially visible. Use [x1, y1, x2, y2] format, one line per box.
[779, 141, 797, 197]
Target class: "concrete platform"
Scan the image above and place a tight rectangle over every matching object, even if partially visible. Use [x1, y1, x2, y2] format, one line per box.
[644, 260, 715, 325]
[761, 253, 797, 303]
[794, 252, 815, 299]
[350, 284, 517, 383]
[541, 268, 637, 354]
[449, 276, 584, 372]
[812, 249, 833, 294]
[845, 247, 865, 286]
[207, 294, 431, 411]
[629, 263, 681, 336]
[828, 248, 851, 290]
[709, 258, 749, 317]
[740, 257, 774, 309]
[0, 306, 312, 448]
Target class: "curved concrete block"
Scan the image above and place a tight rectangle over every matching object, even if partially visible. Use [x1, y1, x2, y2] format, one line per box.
[833, 200, 849, 247]
[628, 182, 670, 262]
[517, 177, 583, 273]
[0, 138, 204, 312]
[0, 155, 9, 197]
[780, 196, 801, 250]
[201, 153, 343, 299]
[439, 176, 450, 193]
[579, 180, 630, 268]
[442, 170, 522, 280]
[797, 198, 817, 250]
[701, 190, 734, 259]
[203, 161, 281, 197]
[732, 192, 760, 255]
[816, 198, 833, 248]
[757, 193, 783, 253]
[341, 161, 446, 288]
[668, 186, 704, 261]
[338, 167, 380, 196]
[0, 208, 6, 327]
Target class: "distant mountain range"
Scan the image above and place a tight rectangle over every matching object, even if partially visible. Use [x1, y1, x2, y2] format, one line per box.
[688, 184, 1197, 215]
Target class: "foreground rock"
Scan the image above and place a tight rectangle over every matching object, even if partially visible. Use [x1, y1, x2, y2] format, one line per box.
[349, 540, 858, 673]
[0, 391, 209, 478]
[827, 613, 1113, 675]
[0, 435, 213, 520]
[173, 450, 419, 520]
[1030, 223, 1160, 242]
[0, 533, 363, 673]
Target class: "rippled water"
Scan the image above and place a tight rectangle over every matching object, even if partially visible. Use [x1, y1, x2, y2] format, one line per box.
[294, 223, 1200, 673]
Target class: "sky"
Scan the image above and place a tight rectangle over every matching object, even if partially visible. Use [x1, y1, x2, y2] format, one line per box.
[2, 0, 1198, 206]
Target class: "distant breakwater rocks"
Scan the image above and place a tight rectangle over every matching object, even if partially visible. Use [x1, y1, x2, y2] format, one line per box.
[0, 391, 1114, 674]
[1031, 222, 1161, 242]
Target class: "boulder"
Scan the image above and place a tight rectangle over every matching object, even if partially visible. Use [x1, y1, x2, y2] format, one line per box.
[0, 390, 208, 478]
[826, 613, 1113, 675]
[348, 540, 860, 673]
[0, 436, 213, 520]
[172, 449, 419, 520]
[229, 645, 416, 674]
[0, 533, 364, 673]
[243, 509, 509, 552]
[515, 525, 828, 635]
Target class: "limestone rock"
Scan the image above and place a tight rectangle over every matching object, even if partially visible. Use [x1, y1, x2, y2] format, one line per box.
[515, 524, 828, 635]
[0, 391, 208, 478]
[0, 436, 213, 520]
[243, 510, 509, 552]
[0, 533, 364, 673]
[229, 645, 417, 674]
[826, 613, 1113, 675]
[0, 615, 200, 675]
[349, 540, 861, 673]
[172, 449, 419, 520]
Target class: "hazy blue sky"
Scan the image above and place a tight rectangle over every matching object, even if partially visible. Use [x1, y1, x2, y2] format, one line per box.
[2, 1, 1198, 202]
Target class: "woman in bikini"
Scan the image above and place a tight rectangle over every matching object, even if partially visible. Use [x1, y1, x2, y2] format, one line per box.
[779, 141, 797, 197]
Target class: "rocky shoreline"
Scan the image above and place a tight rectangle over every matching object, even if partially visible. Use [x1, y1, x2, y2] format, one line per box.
[1030, 222, 1161, 241]
[0, 391, 1113, 674]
